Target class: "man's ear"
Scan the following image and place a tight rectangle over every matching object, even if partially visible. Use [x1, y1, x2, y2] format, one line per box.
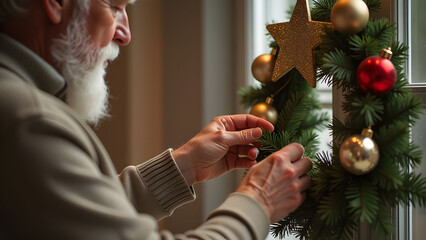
[42, 0, 64, 24]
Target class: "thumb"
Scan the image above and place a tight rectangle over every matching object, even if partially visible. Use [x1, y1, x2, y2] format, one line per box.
[225, 127, 263, 146]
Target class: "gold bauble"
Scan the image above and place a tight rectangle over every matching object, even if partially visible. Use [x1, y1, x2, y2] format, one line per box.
[251, 54, 275, 83]
[339, 128, 379, 175]
[249, 97, 278, 124]
[331, 0, 369, 34]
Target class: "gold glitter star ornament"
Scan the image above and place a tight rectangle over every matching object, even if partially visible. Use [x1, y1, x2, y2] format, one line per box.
[266, 0, 332, 88]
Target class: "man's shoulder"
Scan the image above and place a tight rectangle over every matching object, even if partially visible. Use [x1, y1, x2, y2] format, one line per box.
[1, 68, 45, 112]
[0, 68, 70, 127]
[0, 67, 102, 160]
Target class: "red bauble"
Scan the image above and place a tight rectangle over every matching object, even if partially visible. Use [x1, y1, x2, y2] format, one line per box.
[356, 55, 397, 95]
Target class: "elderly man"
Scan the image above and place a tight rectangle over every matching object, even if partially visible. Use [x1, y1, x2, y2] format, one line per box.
[0, 1, 312, 239]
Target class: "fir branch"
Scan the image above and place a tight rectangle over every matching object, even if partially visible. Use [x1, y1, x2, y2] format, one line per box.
[271, 197, 316, 239]
[300, 111, 330, 131]
[330, 219, 358, 240]
[390, 41, 409, 72]
[321, 26, 350, 52]
[342, 93, 384, 126]
[372, 207, 393, 237]
[310, 152, 333, 199]
[276, 92, 308, 135]
[397, 142, 423, 168]
[311, 152, 349, 201]
[390, 72, 410, 95]
[364, 0, 382, 15]
[364, 18, 395, 48]
[311, 216, 357, 240]
[297, 130, 320, 158]
[311, 0, 335, 22]
[331, 117, 353, 143]
[237, 85, 266, 109]
[348, 34, 381, 61]
[375, 121, 410, 157]
[258, 130, 292, 155]
[371, 160, 403, 190]
[321, 48, 356, 89]
[270, 216, 300, 239]
[399, 173, 426, 208]
[329, 154, 351, 191]
[382, 94, 423, 126]
[318, 190, 347, 226]
[346, 180, 380, 223]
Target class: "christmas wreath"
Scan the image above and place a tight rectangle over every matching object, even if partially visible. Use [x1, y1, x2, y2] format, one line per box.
[239, 0, 426, 239]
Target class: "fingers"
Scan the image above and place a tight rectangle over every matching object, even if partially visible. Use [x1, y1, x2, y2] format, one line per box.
[217, 114, 274, 132]
[292, 157, 313, 178]
[229, 143, 259, 159]
[223, 127, 263, 147]
[276, 143, 305, 163]
[299, 174, 311, 192]
[224, 151, 257, 170]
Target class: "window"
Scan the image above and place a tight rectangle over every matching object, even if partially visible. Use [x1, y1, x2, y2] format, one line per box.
[396, 0, 426, 239]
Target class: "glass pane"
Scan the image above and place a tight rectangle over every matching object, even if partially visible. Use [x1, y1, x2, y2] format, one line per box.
[411, 111, 426, 240]
[410, 0, 426, 83]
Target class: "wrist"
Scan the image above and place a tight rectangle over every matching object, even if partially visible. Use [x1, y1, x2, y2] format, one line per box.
[236, 185, 272, 221]
[172, 147, 196, 186]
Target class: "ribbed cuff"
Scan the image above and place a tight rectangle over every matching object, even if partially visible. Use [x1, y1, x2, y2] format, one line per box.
[136, 149, 196, 215]
[208, 193, 270, 240]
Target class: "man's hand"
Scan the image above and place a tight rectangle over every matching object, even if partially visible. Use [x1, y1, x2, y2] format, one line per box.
[172, 114, 274, 186]
[236, 143, 312, 223]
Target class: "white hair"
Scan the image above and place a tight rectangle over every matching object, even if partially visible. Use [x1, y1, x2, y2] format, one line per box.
[50, 0, 119, 125]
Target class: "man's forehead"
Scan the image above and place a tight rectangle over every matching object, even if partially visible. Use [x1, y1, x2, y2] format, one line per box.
[107, 0, 137, 4]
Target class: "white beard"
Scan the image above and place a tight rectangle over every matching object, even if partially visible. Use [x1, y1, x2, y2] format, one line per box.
[50, 4, 119, 125]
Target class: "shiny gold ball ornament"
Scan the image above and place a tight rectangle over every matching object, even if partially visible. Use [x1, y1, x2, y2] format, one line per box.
[249, 97, 278, 125]
[339, 127, 379, 175]
[330, 0, 369, 34]
[251, 54, 275, 83]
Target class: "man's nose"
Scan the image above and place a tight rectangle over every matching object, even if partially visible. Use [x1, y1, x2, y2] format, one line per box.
[113, 10, 131, 46]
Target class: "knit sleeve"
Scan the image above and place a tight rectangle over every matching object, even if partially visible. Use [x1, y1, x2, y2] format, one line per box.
[118, 149, 196, 220]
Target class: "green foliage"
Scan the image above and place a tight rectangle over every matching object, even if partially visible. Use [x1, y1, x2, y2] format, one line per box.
[364, 0, 382, 15]
[348, 34, 382, 61]
[383, 93, 423, 126]
[342, 93, 384, 126]
[346, 180, 380, 223]
[372, 208, 393, 237]
[400, 173, 426, 207]
[311, 0, 335, 22]
[322, 48, 356, 89]
[239, 0, 425, 239]
[237, 85, 267, 109]
[318, 190, 347, 225]
[364, 18, 395, 46]
[371, 160, 403, 190]
[277, 91, 308, 134]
